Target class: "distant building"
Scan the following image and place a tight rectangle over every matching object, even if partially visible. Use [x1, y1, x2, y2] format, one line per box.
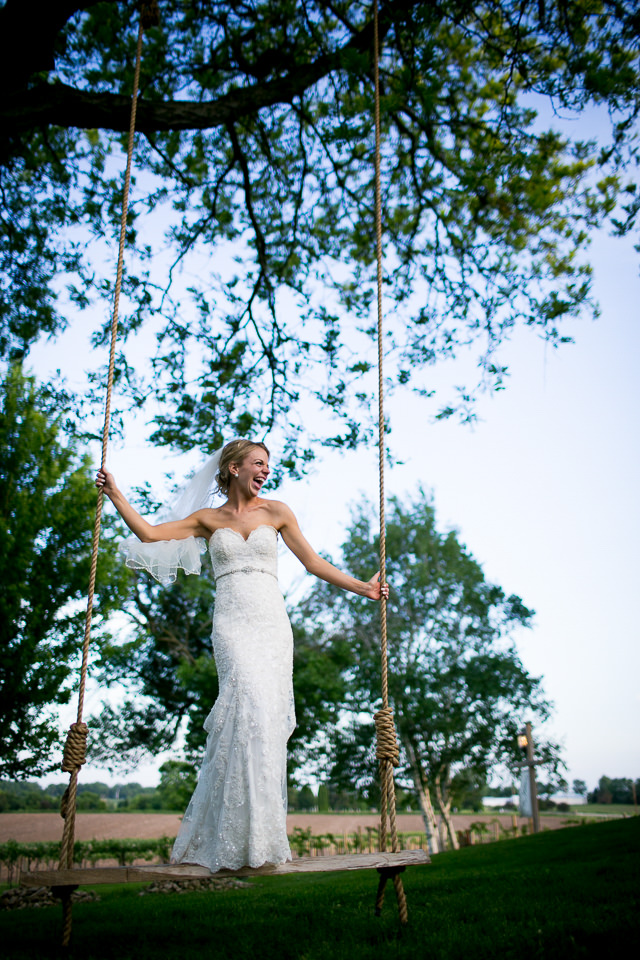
[550, 793, 587, 806]
[481, 794, 587, 809]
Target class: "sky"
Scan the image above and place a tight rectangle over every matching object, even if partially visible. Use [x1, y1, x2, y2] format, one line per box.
[28, 110, 640, 795]
[276, 224, 640, 792]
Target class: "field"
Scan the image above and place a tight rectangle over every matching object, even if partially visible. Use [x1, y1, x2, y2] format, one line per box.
[0, 809, 591, 844]
[572, 804, 637, 816]
[1, 817, 638, 959]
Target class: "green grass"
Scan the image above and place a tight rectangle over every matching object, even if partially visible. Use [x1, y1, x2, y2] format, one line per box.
[569, 804, 637, 816]
[1, 818, 638, 960]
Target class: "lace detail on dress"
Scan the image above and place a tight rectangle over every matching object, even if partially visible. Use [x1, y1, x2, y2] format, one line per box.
[171, 525, 295, 871]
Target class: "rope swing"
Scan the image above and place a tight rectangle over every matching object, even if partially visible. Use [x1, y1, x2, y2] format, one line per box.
[25, 0, 422, 945]
[56, 2, 158, 945]
[371, 0, 409, 924]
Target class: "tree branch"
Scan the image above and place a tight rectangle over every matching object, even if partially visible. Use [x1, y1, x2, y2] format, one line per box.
[2, 2, 396, 136]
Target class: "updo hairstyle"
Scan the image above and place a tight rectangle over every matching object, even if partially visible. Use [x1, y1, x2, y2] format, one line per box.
[216, 439, 270, 496]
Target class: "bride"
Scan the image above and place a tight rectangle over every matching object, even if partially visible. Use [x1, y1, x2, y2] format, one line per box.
[96, 438, 387, 872]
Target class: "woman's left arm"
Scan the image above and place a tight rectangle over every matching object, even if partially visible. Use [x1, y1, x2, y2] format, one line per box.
[276, 504, 388, 601]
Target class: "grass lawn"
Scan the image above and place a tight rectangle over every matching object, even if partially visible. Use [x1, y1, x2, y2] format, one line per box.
[1, 818, 638, 960]
[568, 804, 637, 817]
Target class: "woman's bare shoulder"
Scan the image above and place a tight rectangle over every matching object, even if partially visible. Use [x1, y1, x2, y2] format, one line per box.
[260, 498, 293, 517]
[190, 506, 225, 532]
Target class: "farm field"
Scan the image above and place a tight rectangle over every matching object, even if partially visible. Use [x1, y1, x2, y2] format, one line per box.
[0, 810, 589, 843]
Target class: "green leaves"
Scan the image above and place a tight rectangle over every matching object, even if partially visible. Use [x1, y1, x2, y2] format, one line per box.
[0, 362, 129, 778]
[292, 488, 553, 806]
[88, 564, 219, 768]
[1, 1, 639, 467]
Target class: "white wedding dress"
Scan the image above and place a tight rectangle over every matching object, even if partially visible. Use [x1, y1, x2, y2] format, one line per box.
[171, 524, 295, 871]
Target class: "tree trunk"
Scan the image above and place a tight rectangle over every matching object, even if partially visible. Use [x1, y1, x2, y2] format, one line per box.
[404, 738, 440, 855]
[434, 771, 460, 851]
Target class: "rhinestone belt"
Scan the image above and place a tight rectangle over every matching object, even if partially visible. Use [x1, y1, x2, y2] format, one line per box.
[215, 566, 277, 582]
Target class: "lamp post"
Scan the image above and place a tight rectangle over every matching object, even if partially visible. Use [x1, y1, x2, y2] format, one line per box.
[518, 722, 541, 834]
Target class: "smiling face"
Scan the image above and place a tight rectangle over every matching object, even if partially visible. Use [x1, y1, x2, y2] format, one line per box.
[216, 439, 270, 496]
[231, 446, 270, 497]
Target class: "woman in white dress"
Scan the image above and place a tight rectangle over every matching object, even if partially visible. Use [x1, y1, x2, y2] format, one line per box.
[96, 438, 387, 872]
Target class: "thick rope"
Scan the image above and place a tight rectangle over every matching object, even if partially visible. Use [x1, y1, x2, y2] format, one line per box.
[59, 721, 88, 822]
[374, 707, 400, 766]
[57, 5, 156, 945]
[373, 0, 408, 925]
[61, 722, 89, 775]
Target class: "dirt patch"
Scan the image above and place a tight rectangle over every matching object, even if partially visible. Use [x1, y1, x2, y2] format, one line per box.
[0, 813, 183, 843]
[0, 811, 566, 843]
[286, 812, 570, 836]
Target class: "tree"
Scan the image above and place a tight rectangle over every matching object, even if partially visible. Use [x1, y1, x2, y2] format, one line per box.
[317, 782, 330, 812]
[1, 1, 638, 468]
[292, 490, 563, 852]
[449, 768, 490, 812]
[588, 775, 639, 804]
[572, 778, 588, 797]
[0, 363, 129, 778]
[287, 616, 352, 777]
[85, 564, 220, 770]
[157, 760, 197, 811]
[297, 784, 317, 811]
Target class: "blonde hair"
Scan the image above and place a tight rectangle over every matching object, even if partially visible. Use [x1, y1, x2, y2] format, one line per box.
[216, 439, 270, 496]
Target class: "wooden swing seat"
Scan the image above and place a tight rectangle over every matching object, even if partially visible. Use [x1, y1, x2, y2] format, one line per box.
[20, 849, 428, 888]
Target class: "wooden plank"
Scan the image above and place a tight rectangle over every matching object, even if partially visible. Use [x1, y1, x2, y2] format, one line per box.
[20, 849, 429, 887]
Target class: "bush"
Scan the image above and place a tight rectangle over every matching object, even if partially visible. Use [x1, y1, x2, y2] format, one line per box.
[158, 761, 197, 811]
[588, 776, 640, 805]
[126, 793, 163, 811]
[76, 791, 107, 811]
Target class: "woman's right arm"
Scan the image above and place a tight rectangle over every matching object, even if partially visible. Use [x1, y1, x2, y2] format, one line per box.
[96, 469, 211, 542]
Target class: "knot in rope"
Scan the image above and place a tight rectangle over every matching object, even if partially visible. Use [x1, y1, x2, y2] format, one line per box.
[61, 722, 88, 774]
[374, 707, 399, 766]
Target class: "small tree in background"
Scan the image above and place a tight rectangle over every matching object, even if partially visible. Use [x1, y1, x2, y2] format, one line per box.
[157, 761, 198, 812]
[297, 785, 317, 811]
[449, 768, 490, 812]
[317, 783, 330, 813]
[588, 776, 639, 805]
